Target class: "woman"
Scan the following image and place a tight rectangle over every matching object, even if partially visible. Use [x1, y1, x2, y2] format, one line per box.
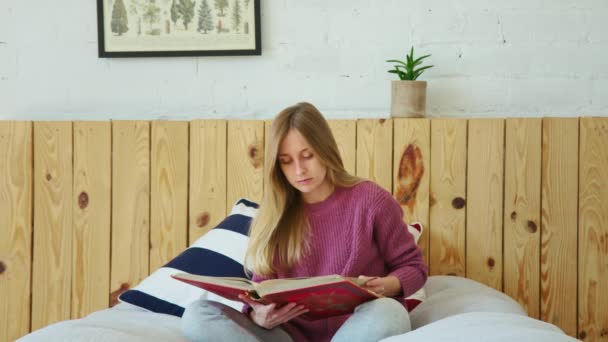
[182, 102, 427, 342]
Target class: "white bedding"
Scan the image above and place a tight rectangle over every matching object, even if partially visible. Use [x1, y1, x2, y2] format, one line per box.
[18, 303, 187, 342]
[381, 312, 578, 342]
[18, 276, 576, 342]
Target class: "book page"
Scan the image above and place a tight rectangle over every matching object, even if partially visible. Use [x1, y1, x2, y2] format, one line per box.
[173, 273, 256, 291]
[255, 275, 365, 297]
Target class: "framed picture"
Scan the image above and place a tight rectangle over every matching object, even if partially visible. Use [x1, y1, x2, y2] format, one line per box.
[96, 0, 261, 57]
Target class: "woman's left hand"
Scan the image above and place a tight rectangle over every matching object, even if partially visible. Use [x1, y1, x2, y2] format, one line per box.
[358, 275, 402, 297]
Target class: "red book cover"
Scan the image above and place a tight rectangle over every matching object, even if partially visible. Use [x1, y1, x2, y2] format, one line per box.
[171, 273, 380, 320]
[261, 281, 379, 320]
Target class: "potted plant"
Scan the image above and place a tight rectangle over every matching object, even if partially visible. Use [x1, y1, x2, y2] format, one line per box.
[387, 47, 434, 118]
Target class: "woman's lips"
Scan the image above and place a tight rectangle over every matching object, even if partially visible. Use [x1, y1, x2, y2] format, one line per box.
[297, 178, 312, 185]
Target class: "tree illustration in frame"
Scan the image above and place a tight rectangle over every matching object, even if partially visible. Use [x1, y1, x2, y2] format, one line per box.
[111, 0, 129, 35]
[197, 0, 214, 34]
[97, 0, 261, 57]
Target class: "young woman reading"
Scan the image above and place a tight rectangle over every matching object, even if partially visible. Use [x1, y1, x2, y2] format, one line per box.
[182, 102, 427, 342]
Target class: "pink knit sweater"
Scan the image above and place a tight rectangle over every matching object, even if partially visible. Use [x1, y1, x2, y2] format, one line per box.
[249, 181, 427, 342]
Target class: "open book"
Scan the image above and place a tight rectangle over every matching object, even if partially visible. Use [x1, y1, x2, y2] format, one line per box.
[171, 272, 381, 320]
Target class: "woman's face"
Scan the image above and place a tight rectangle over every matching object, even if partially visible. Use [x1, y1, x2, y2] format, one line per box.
[278, 129, 333, 203]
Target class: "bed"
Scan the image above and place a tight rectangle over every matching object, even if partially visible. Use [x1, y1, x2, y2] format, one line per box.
[2, 117, 606, 341]
[17, 276, 577, 341]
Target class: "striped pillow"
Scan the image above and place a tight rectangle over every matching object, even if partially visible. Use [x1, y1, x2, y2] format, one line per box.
[118, 198, 258, 317]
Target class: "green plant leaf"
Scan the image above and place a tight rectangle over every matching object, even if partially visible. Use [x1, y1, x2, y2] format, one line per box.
[412, 65, 434, 79]
[388, 67, 407, 80]
[413, 65, 434, 73]
[386, 59, 408, 67]
[412, 54, 432, 66]
[387, 46, 433, 80]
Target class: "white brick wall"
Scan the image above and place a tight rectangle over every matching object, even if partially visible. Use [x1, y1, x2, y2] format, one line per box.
[0, 0, 606, 119]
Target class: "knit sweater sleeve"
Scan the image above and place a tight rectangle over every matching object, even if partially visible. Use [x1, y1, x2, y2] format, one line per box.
[371, 187, 428, 298]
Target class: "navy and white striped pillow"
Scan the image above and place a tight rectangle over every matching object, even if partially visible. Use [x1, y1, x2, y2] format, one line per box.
[118, 198, 258, 317]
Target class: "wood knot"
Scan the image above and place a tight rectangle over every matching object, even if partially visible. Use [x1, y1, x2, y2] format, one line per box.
[526, 220, 537, 233]
[196, 212, 210, 228]
[600, 328, 608, 338]
[395, 144, 424, 206]
[429, 193, 436, 207]
[452, 197, 466, 209]
[46, 173, 52, 181]
[487, 257, 495, 268]
[78, 192, 89, 209]
[0, 261, 6, 274]
[379, 118, 386, 124]
[248, 144, 263, 168]
[579, 331, 586, 339]
[510, 211, 517, 220]
[249, 145, 258, 159]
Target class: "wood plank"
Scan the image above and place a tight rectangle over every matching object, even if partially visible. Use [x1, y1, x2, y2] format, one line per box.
[110, 121, 150, 306]
[578, 117, 608, 341]
[0, 122, 33, 341]
[466, 119, 504, 291]
[504, 118, 541, 319]
[150, 121, 188, 271]
[264, 120, 272, 198]
[189, 120, 227, 243]
[393, 118, 431, 262]
[429, 118, 467, 276]
[356, 119, 393, 191]
[541, 118, 578, 337]
[227, 120, 264, 211]
[72, 122, 111, 319]
[32, 122, 73, 330]
[328, 120, 357, 175]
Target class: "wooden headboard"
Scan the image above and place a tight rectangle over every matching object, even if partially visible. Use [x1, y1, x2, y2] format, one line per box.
[1, 118, 606, 341]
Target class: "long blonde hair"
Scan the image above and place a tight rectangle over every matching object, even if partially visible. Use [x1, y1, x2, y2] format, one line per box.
[245, 102, 361, 276]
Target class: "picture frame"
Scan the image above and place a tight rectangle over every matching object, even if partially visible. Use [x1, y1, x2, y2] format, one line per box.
[96, 0, 261, 57]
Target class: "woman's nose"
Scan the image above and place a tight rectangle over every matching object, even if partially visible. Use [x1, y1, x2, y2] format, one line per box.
[295, 160, 306, 175]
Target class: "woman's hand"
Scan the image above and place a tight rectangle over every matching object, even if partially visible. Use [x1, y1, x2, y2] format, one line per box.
[238, 293, 309, 329]
[358, 275, 402, 297]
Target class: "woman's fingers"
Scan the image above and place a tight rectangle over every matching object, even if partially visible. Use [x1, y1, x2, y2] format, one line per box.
[357, 275, 378, 284]
[238, 293, 264, 309]
[275, 302, 298, 314]
[269, 303, 298, 322]
[280, 306, 309, 323]
[365, 278, 382, 287]
[240, 296, 309, 329]
[360, 277, 386, 295]
[267, 304, 308, 328]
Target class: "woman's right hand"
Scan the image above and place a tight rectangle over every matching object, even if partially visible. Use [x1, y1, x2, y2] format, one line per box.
[238, 293, 309, 329]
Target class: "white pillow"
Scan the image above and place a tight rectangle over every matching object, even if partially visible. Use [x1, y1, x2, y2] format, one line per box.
[409, 275, 526, 329]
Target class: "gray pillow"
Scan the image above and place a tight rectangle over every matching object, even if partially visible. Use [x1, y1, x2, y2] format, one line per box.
[409, 275, 526, 329]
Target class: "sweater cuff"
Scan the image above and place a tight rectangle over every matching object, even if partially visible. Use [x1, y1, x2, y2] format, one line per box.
[241, 303, 253, 316]
[389, 266, 427, 298]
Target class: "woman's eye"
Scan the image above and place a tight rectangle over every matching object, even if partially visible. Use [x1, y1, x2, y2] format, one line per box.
[303, 154, 313, 159]
[279, 159, 291, 164]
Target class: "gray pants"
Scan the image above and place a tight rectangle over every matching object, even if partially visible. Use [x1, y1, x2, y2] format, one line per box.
[181, 297, 411, 342]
